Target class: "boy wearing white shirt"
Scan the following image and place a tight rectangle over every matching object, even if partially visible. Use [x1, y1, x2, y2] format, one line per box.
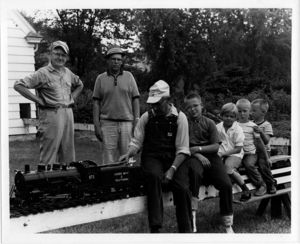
[217, 103, 251, 201]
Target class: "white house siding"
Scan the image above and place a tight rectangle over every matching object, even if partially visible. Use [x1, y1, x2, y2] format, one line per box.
[7, 10, 38, 135]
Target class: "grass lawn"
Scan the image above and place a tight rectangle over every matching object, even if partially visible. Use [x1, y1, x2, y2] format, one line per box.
[9, 131, 291, 234]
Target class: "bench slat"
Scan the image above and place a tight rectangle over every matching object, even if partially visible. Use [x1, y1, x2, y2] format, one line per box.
[233, 188, 291, 204]
[10, 192, 174, 234]
[240, 167, 290, 181]
[272, 167, 291, 175]
[199, 174, 291, 200]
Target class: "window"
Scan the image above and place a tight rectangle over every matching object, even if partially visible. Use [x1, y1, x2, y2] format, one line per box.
[19, 103, 31, 119]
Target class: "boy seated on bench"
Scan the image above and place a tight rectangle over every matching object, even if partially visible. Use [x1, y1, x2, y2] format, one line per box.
[216, 103, 251, 201]
[184, 92, 234, 233]
[251, 99, 277, 194]
[236, 98, 273, 197]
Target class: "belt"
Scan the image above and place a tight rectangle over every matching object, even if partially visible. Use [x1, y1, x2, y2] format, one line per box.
[39, 104, 73, 110]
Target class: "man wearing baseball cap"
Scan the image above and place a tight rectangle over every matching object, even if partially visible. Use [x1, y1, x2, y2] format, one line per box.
[14, 40, 83, 166]
[119, 80, 193, 233]
[93, 46, 140, 165]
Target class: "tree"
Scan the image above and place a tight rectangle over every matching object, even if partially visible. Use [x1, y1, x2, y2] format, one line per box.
[22, 9, 139, 90]
[23, 8, 291, 123]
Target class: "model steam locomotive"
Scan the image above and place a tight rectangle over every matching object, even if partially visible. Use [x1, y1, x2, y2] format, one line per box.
[10, 160, 146, 217]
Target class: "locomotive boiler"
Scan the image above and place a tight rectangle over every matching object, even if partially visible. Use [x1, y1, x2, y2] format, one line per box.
[10, 160, 145, 217]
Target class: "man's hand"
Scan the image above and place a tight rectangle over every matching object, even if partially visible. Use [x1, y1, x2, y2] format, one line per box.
[94, 125, 103, 142]
[194, 153, 211, 168]
[119, 148, 136, 165]
[164, 167, 176, 181]
[119, 153, 130, 164]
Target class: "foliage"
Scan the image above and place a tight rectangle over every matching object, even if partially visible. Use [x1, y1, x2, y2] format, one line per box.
[23, 9, 139, 91]
[132, 8, 291, 129]
[272, 120, 291, 139]
[131, 9, 291, 94]
[73, 89, 94, 123]
[22, 9, 291, 134]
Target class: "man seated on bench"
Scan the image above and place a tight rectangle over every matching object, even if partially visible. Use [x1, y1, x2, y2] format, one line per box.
[119, 80, 193, 233]
[183, 92, 234, 233]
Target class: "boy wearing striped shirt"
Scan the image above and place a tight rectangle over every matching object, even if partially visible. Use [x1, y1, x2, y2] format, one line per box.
[251, 99, 277, 194]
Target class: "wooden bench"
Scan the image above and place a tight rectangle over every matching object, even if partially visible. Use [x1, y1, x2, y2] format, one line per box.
[192, 154, 291, 232]
[9, 154, 291, 234]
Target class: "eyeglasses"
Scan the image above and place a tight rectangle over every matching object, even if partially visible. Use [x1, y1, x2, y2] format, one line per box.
[52, 52, 68, 58]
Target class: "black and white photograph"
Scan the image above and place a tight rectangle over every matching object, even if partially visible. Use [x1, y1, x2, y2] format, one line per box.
[1, 0, 299, 243]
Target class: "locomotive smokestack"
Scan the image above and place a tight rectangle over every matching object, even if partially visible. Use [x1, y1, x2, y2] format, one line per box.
[25, 164, 30, 173]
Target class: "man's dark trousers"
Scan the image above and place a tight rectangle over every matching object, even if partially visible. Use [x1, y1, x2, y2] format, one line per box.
[141, 155, 193, 233]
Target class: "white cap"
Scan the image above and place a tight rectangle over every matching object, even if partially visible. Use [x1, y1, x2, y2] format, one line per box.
[50, 40, 69, 54]
[146, 80, 170, 104]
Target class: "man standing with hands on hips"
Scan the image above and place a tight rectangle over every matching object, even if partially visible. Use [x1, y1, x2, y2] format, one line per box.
[93, 46, 140, 165]
[14, 40, 84, 165]
[119, 80, 193, 233]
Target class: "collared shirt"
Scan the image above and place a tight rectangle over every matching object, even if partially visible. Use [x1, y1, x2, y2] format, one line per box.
[238, 121, 259, 154]
[93, 70, 140, 121]
[129, 104, 190, 156]
[188, 115, 220, 147]
[216, 121, 245, 158]
[15, 63, 83, 107]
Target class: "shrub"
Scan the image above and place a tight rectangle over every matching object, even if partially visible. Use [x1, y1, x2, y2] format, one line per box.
[73, 89, 93, 123]
[271, 120, 291, 139]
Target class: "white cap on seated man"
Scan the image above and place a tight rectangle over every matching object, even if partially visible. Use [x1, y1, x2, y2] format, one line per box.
[147, 80, 170, 103]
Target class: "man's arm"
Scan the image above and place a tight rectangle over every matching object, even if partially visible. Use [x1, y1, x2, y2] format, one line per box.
[165, 111, 190, 180]
[119, 112, 148, 163]
[14, 83, 44, 106]
[165, 153, 188, 181]
[71, 82, 84, 100]
[132, 97, 140, 119]
[93, 99, 102, 142]
[132, 97, 140, 130]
